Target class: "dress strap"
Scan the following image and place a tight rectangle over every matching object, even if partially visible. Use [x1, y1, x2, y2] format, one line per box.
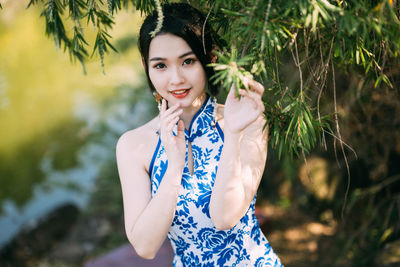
[148, 136, 161, 178]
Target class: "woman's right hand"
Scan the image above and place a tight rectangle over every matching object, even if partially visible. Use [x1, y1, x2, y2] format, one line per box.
[159, 99, 186, 171]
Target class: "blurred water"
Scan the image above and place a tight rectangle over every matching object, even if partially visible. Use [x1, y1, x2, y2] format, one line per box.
[0, 178, 92, 248]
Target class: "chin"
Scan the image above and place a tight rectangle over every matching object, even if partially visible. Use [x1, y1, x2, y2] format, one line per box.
[176, 99, 193, 108]
[168, 96, 190, 105]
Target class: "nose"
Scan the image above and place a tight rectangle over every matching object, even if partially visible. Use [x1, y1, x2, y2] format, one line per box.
[169, 66, 185, 85]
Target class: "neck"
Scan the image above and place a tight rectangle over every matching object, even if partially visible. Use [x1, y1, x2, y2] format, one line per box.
[180, 93, 207, 130]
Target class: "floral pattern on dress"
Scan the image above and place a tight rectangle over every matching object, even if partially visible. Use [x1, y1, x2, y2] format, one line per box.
[150, 96, 283, 266]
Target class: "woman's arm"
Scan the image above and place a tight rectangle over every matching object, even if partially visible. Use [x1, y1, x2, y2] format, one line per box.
[210, 79, 268, 230]
[116, 100, 186, 259]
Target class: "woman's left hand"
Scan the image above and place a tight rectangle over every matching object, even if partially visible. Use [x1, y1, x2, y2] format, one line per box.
[224, 78, 265, 134]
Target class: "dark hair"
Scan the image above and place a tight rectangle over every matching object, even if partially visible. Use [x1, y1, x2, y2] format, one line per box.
[138, 3, 218, 96]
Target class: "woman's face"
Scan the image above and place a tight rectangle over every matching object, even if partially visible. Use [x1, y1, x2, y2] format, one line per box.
[147, 33, 207, 109]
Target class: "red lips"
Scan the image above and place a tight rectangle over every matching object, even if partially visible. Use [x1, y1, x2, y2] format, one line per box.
[170, 88, 190, 98]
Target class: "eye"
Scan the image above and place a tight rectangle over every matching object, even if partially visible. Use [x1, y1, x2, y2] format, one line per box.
[153, 63, 166, 69]
[183, 58, 195, 65]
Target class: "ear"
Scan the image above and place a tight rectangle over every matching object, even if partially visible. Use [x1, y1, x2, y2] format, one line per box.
[210, 52, 218, 63]
[210, 44, 218, 63]
[141, 58, 146, 69]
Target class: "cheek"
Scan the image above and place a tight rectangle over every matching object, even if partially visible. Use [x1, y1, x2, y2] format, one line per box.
[191, 65, 207, 87]
[199, 71, 207, 89]
[148, 69, 165, 89]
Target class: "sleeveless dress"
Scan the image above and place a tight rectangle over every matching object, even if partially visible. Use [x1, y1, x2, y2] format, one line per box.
[149, 95, 283, 266]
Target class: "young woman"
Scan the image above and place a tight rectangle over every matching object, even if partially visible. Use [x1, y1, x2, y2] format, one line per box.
[116, 3, 282, 266]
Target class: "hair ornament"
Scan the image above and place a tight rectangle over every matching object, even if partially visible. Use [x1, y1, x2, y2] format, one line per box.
[150, 0, 164, 38]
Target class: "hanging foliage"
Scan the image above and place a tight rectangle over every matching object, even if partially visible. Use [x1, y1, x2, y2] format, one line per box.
[18, 0, 400, 160]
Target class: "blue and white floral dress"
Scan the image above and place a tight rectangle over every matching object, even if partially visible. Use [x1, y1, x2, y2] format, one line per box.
[149, 95, 282, 266]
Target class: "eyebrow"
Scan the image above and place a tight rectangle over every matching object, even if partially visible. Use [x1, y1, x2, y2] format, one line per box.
[149, 51, 195, 62]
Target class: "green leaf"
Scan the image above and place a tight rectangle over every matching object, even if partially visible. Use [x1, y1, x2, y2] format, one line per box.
[365, 59, 373, 73]
[304, 109, 317, 141]
[380, 227, 394, 243]
[285, 110, 297, 142]
[374, 75, 383, 88]
[107, 0, 122, 15]
[282, 102, 296, 113]
[381, 74, 393, 88]
[318, 0, 342, 13]
[312, 7, 319, 32]
[278, 137, 284, 159]
[273, 119, 280, 146]
[69, 0, 87, 19]
[221, 8, 244, 17]
[356, 49, 360, 65]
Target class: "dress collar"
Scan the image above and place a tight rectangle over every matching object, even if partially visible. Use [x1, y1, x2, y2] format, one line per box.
[160, 95, 215, 142]
[183, 95, 215, 142]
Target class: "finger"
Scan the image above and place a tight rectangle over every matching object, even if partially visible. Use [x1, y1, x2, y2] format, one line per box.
[239, 88, 262, 100]
[160, 122, 175, 143]
[237, 89, 255, 109]
[247, 79, 265, 95]
[161, 109, 183, 135]
[255, 98, 265, 113]
[177, 120, 185, 138]
[238, 89, 263, 110]
[160, 99, 167, 116]
[161, 103, 180, 118]
[165, 116, 181, 132]
[254, 96, 265, 113]
[161, 109, 183, 126]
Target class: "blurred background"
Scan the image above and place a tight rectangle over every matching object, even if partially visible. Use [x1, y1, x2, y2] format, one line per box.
[0, 1, 158, 265]
[0, 1, 399, 267]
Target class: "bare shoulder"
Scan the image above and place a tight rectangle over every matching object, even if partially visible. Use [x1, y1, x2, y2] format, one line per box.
[116, 116, 160, 174]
